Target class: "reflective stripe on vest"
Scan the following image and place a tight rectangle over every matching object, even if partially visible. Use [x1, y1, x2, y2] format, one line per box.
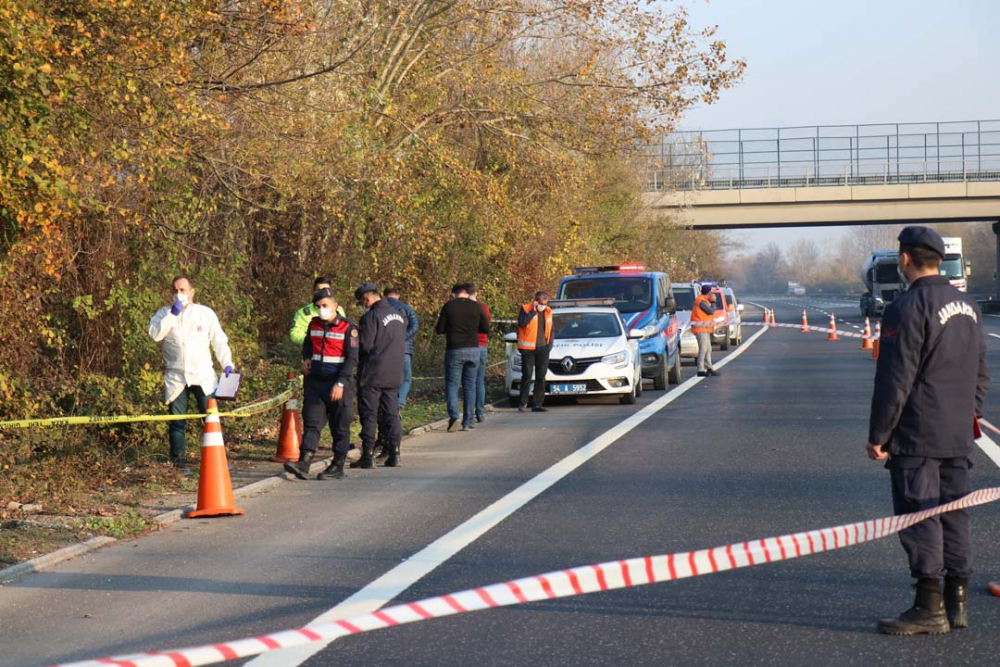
[312, 354, 346, 363]
[310, 330, 345, 340]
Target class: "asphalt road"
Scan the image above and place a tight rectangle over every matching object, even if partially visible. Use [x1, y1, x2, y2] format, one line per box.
[4, 297, 1000, 667]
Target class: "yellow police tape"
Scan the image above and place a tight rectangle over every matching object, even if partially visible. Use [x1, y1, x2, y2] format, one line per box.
[0, 388, 294, 430]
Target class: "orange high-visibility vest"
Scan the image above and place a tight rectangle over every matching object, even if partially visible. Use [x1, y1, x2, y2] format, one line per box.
[690, 294, 718, 335]
[517, 303, 553, 351]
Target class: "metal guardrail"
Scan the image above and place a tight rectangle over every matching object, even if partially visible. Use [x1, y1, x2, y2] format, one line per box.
[645, 120, 1000, 191]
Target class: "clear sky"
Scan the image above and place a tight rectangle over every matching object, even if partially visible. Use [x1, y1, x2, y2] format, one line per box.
[676, 0, 1000, 253]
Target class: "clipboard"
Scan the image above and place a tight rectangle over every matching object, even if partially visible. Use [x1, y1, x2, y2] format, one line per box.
[215, 372, 242, 401]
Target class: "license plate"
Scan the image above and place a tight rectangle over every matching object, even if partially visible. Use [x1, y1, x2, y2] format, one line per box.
[551, 383, 587, 394]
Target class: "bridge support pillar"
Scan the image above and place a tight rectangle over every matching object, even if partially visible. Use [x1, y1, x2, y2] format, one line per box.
[994, 221, 1000, 303]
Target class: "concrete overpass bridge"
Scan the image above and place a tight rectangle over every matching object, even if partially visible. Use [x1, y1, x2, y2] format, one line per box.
[642, 120, 1000, 230]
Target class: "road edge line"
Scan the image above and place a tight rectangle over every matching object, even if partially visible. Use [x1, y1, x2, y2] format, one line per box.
[246, 325, 769, 666]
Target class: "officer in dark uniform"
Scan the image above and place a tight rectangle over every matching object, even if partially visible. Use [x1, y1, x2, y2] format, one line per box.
[353, 282, 407, 469]
[867, 226, 989, 635]
[284, 288, 359, 481]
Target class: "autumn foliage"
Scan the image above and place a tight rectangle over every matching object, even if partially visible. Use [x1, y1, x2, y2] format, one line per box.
[0, 0, 742, 499]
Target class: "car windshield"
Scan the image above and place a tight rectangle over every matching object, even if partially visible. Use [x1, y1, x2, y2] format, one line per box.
[875, 262, 900, 283]
[673, 288, 695, 310]
[560, 277, 653, 314]
[940, 254, 964, 279]
[552, 312, 623, 339]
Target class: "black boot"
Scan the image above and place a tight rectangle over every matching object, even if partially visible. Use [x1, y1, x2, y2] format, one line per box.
[350, 446, 376, 469]
[375, 439, 391, 463]
[384, 445, 401, 468]
[944, 575, 969, 629]
[317, 455, 346, 480]
[283, 450, 315, 480]
[877, 578, 951, 635]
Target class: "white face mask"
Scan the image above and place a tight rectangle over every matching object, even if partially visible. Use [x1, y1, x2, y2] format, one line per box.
[318, 306, 334, 321]
[536, 302, 546, 311]
[174, 292, 189, 305]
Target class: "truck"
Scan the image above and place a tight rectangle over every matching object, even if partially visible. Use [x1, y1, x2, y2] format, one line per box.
[940, 237, 971, 292]
[860, 249, 904, 318]
[787, 281, 806, 296]
[860, 237, 971, 318]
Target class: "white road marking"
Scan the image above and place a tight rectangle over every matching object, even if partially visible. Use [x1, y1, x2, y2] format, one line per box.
[976, 432, 1000, 469]
[248, 327, 770, 666]
[989, 333, 1000, 341]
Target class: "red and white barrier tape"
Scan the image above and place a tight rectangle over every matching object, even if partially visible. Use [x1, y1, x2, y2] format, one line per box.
[739, 320, 876, 341]
[53, 487, 1000, 667]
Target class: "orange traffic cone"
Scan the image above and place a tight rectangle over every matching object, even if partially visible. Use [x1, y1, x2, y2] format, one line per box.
[769, 309, 777, 326]
[871, 321, 881, 360]
[800, 310, 809, 333]
[861, 317, 873, 350]
[988, 581, 1000, 597]
[827, 313, 839, 341]
[270, 372, 303, 463]
[187, 398, 245, 518]
[762, 309, 770, 324]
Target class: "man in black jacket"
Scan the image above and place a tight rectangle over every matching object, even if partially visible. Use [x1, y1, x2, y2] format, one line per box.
[353, 282, 407, 468]
[284, 288, 358, 481]
[867, 226, 989, 636]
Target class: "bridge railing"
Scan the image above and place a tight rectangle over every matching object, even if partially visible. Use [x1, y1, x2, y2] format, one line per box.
[645, 120, 1000, 191]
[649, 159, 1000, 192]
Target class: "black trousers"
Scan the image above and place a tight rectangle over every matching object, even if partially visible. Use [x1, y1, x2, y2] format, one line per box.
[360, 385, 401, 452]
[888, 455, 973, 579]
[519, 346, 550, 408]
[302, 377, 355, 457]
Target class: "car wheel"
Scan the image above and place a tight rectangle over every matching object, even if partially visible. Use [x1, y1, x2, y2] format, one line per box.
[508, 395, 520, 408]
[620, 380, 638, 404]
[653, 353, 667, 390]
[720, 331, 730, 351]
[667, 350, 681, 385]
[635, 367, 644, 397]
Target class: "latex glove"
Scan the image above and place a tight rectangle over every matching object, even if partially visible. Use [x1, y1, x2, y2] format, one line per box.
[170, 300, 184, 316]
[224, 365, 234, 378]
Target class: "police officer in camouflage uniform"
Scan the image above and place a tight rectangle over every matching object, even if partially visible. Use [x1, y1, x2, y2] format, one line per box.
[867, 226, 989, 635]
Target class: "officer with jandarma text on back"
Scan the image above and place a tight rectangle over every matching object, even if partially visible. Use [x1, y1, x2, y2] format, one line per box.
[866, 225, 989, 636]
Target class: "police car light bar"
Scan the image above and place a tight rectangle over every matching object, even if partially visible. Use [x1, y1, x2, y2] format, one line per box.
[548, 298, 618, 308]
[572, 264, 646, 275]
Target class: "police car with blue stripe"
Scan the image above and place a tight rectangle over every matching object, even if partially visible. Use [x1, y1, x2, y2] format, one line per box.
[504, 299, 644, 405]
[556, 265, 682, 389]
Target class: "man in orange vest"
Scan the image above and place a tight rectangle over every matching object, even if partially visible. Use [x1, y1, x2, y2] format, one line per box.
[517, 291, 553, 412]
[691, 284, 721, 378]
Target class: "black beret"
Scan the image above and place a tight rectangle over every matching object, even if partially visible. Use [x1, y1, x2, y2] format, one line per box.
[312, 287, 336, 304]
[354, 282, 379, 301]
[898, 226, 945, 258]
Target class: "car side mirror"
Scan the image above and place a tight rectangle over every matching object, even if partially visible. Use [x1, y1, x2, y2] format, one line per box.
[504, 332, 518, 343]
[628, 329, 645, 340]
[737, 303, 745, 312]
[665, 297, 677, 314]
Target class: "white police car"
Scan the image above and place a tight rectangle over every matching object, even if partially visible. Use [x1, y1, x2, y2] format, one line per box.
[504, 299, 644, 406]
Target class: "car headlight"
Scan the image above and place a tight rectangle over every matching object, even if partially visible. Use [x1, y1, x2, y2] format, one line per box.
[511, 354, 521, 370]
[601, 351, 629, 367]
[641, 325, 657, 339]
